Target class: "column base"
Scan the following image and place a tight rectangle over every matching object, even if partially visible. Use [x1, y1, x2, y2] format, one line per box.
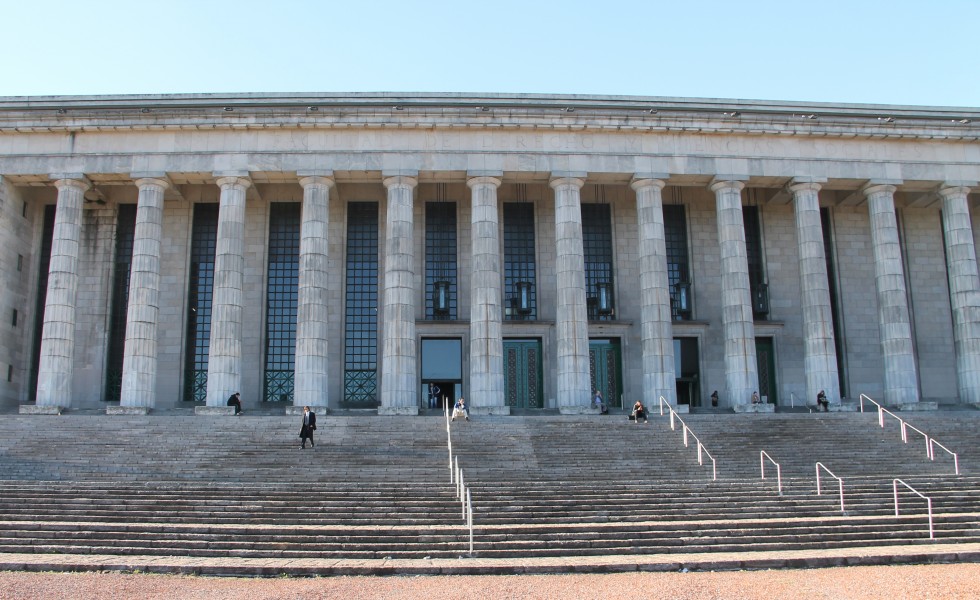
[470, 406, 511, 416]
[378, 406, 419, 416]
[559, 406, 602, 415]
[896, 401, 939, 412]
[18, 405, 62, 415]
[733, 403, 776, 414]
[194, 406, 237, 416]
[285, 405, 328, 416]
[106, 406, 150, 415]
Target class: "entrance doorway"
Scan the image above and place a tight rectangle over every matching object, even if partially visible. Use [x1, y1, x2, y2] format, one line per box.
[503, 339, 543, 408]
[421, 338, 462, 411]
[589, 339, 622, 408]
[674, 337, 701, 406]
[755, 337, 777, 404]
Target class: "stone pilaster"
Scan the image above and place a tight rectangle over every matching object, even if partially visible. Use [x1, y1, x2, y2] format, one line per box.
[379, 174, 419, 415]
[863, 183, 919, 406]
[631, 175, 676, 407]
[294, 174, 334, 410]
[790, 178, 841, 406]
[34, 176, 89, 410]
[118, 176, 169, 411]
[467, 174, 508, 414]
[204, 175, 250, 408]
[710, 177, 759, 407]
[550, 174, 592, 413]
[939, 183, 980, 404]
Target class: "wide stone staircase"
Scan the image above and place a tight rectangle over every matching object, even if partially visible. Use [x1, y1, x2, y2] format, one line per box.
[0, 407, 975, 574]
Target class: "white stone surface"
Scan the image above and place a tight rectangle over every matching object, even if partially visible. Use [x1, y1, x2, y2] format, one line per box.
[940, 185, 980, 404]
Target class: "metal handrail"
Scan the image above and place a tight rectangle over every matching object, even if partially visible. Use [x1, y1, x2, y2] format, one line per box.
[444, 404, 476, 555]
[760, 451, 783, 495]
[860, 393, 960, 473]
[929, 439, 960, 475]
[815, 462, 845, 513]
[893, 479, 934, 539]
[658, 396, 717, 480]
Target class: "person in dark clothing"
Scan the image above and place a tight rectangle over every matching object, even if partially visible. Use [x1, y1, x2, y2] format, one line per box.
[816, 390, 829, 412]
[710, 390, 719, 407]
[227, 392, 242, 415]
[630, 400, 648, 423]
[299, 406, 317, 449]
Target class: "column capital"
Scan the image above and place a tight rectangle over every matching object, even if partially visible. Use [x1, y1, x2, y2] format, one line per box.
[939, 182, 976, 198]
[862, 181, 900, 197]
[133, 176, 171, 192]
[382, 175, 418, 189]
[51, 176, 91, 192]
[630, 176, 667, 191]
[708, 177, 747, 193]
[214, 174, 251, 189]
[298, 174, 335, 189]
[549, 173, 586, 189]
[466, 175, 502, 188]
[788, 179, 824, 194]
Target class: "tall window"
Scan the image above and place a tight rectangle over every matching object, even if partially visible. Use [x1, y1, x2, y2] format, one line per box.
[425, 201, 457, 320]
[29, 205, 57, 402]
[344, 202, 379, 405]
[582, 203, 614, 321]
[743, 205, 768, 319]
[182, 203, 218, 402]
[664, 205, 691, 320]
[821, 207, 846, 396]
[104, 204, 137, 402]
[264, 203, 300, 402]
[504, 203, 537, 320]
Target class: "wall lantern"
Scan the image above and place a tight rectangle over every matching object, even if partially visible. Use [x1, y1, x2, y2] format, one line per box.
[515, 281, 532, 314]
[674, 280, 692, 317]
[752, 282, 770, 316]
[596, 282, 614, 315]
[433, 280, 450, 314]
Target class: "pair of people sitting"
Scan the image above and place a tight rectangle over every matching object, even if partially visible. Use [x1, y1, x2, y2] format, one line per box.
[451, 397, 469, 421]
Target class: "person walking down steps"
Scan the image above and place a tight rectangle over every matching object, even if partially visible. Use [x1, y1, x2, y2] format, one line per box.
[299, 406, 317, 449]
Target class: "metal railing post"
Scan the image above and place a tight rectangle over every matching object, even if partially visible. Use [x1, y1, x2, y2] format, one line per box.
[816, 462, 845, 514]
[894, 479, 935, 539]
[466, 488, 474, 555]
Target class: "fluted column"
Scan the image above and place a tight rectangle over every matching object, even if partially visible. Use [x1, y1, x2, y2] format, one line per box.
[35, 176, 89, 409]
[119, 176, 169, 410]
[204, 175, 250, 407]
[631, 175, 677, 407]
[379, 174, 419, 415]
[790, 178, 841, 407]
[710, 178, 759, 407]
[863, 183, 919, 405]
[551, 174, 592, 412]
[467, 174, 507, 414]
[294, 174, 334, 409]
[939, 183, 980, 404]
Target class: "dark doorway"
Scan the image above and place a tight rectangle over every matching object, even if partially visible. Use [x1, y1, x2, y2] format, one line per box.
[674, 337, 701, 406]
[421, 338, 462, 411]
[503, 339, 543, 408]
[589, 339, 623, 408]
[756, 337, 777, 404]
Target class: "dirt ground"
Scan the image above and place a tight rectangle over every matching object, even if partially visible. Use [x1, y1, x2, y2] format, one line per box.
[0, 563, 977, 599]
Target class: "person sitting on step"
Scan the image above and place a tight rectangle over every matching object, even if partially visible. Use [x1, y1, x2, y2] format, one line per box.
[593, 390, 609, 414]
[226, 392, 243, 415]
[451, 397, 469, 422]
[629, 400, 648, 423]
[816, 390, 829, 412]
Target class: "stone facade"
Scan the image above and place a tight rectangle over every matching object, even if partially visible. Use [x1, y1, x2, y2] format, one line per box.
[0, 93, 977, 413]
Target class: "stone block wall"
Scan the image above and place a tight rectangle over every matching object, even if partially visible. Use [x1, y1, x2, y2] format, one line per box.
[0, 178, 35, 409]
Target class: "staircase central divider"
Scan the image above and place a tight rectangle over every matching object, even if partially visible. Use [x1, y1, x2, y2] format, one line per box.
[815, 462, 846, 514]
[444, 403, 475, 556]
[859, 394, 960, 474]
[658, 396, 717, 480]
[760, 451, 783, 495]
[893, 479, 935, 539]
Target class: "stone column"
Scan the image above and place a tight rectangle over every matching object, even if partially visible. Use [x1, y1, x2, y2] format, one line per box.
[203, 175, 251, 409]
[550, 174, 593, 413]
[631, 175, 677, 407]
[294, 173, 334, 411]
[379, 174, 419, 415]
[790, 178, 841, 407]
[117, 176, 169, 412]
[710, 177, 760, 409]
[33, 176, 89, 411]
[863, 183, 920, 406]
[468, 174, 508, 414]
[939, 183, 980, 405]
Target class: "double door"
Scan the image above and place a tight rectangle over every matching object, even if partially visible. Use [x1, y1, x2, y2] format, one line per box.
[503, 339, 543, 409]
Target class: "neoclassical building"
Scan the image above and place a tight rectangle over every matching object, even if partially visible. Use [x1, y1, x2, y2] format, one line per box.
[0, 93, 978, 415]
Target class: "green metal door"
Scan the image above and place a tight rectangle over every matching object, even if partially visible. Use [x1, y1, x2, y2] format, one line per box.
[589, 339, 623, 408]
[755, 337, 777, 404]
[503, 339, 543, 408]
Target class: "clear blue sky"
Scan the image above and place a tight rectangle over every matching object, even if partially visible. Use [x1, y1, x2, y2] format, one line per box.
[2, 0, 978, 107]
